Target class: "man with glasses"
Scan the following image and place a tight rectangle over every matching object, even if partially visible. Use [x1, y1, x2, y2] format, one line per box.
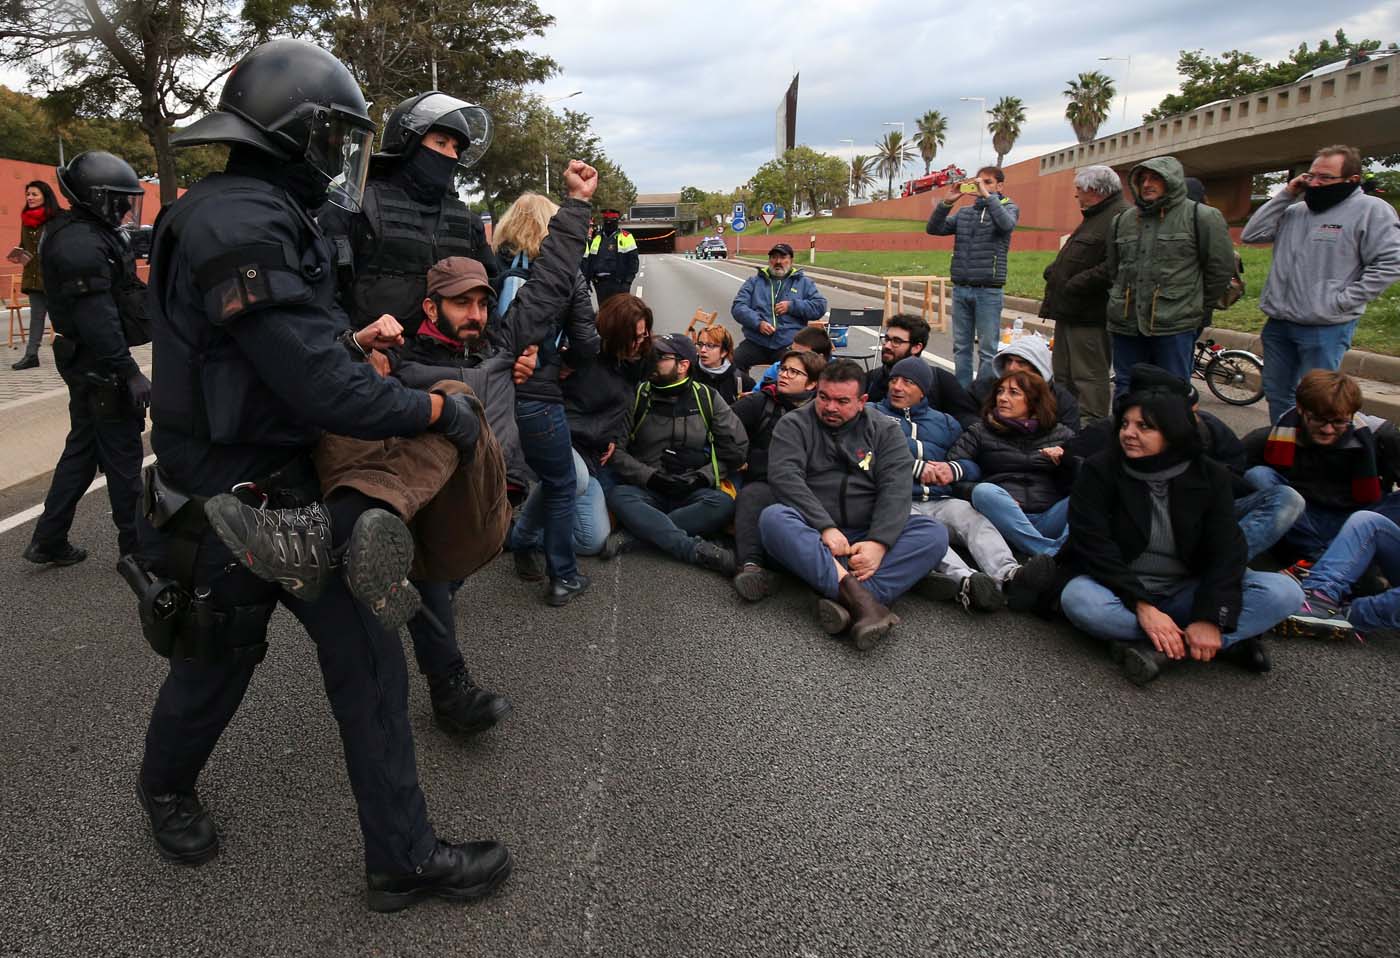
[1243, 144, 1400, 423]
[865, 313, 979, 426]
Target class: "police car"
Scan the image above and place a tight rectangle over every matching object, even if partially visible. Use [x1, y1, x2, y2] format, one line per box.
[696, 237, 728, 260]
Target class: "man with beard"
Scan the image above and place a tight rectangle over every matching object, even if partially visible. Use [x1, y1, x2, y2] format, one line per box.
[1242, 144, 1400, 423]
[731, 243, 829, 374]
[864, 313, 978, 425]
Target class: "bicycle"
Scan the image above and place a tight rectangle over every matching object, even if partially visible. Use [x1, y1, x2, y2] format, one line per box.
[1192, 338, 1264, 406]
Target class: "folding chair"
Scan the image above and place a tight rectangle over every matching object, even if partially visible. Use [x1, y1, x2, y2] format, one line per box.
[827, 306, 885, 370]
[685, 307, 719, 341]
[6, 275, 28, 349]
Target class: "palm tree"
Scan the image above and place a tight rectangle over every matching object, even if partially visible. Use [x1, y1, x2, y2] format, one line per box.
[987, 96, 1028, 167]
[1064, 71, 1117, 144]
[850, 154, 877, 198]
[875, 131, 915, 199]
[914, 110, 948, 174]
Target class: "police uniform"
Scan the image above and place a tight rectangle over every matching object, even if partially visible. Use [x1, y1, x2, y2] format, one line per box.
[584, 213, 639, 304]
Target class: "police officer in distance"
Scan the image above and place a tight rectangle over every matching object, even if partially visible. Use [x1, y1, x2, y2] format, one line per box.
[133, 38, 510, 912]
[23, 152, 148, 567]
[584, 207, 638, 304]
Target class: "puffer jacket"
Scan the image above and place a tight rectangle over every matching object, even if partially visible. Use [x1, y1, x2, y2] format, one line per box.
[873, 396, 964, 501]
[609, 375, 749, 487]
[1105, 156, 1235, 338]
[731, 266, 829, 351]
[926, 192, 1019, 287]
[1040, 191, 1127, 325]
[946, 417, 1076, 514]
[969, 335, 1082, 433]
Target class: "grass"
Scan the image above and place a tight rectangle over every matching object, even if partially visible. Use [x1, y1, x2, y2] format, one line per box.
[725, 215, 928, 235]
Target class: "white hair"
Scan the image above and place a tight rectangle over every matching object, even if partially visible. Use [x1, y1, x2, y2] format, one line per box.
[1074, 165, 1123, 196]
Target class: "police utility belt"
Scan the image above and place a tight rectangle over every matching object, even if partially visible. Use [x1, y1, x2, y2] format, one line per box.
[118, 458, 319, 664]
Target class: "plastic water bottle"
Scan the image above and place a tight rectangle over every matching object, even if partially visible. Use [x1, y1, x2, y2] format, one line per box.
[1012, 316, 1025, 340]
[1000, 324, 1012, 345]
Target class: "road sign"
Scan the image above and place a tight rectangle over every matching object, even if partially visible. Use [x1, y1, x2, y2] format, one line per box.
[761, 201, 776, 215]
[733, 202, 746, 219]
[761, 212, 776, 227]
[731, 218, 747, 233]
[715, 225, 724, 234]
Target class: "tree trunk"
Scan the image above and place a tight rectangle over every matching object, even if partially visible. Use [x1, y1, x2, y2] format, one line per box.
[995, 152, 1006, 167]
[142, 109, 179, 206]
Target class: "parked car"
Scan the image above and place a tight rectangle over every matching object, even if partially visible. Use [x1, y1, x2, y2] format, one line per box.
[696, 237, 728, 260]
[818, 209, 834, 217]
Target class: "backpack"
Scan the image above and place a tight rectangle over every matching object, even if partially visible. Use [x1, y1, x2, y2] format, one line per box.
[630, 379, 737, 499]
[1192, 201, 1246, 310]
[494, 250, 531, 319]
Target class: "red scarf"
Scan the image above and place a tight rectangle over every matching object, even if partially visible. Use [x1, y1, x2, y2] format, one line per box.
[20, 206, 50, 229]
[416, 318, 464, 354]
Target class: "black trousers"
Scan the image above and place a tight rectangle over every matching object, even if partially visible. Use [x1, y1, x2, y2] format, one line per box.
[733, 479, 777, 566]
[32, 379, 143, 556]
[593, 279, 632, 304]
[405, 579, 464, 678]
[139, 522, 437, 874]
[733, 340, 783, 378]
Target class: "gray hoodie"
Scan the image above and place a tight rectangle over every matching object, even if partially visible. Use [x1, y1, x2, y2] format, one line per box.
[969, 334, 1082, 431]
[1241, 187, 1400, 327]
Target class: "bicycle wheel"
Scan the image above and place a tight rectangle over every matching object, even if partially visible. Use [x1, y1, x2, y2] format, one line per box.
[1204, 350, 1264, 406]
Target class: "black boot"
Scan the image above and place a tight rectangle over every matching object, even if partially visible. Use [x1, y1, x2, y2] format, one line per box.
[1221, 636, 1272, 673]
[693, 540, 736, 576]
[22, 540, 87, 566]
[11, 354, 38, 370]
[547, 573, 591, 607]
[136, 777, 219, 865]
[838, 575, 900, 651]
[732, 562, 775, 602]
[512, 550, 546, 582]
[428, 668, 513, 736]
[1113, 641, 1167, 687]
[366, 840, 513, 913]
[342, 509, 421, 630]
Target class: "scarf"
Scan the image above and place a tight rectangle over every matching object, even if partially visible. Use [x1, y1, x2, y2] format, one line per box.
[990, 412, 1040, 435]
[1263, 406, 1380, 504]
[20, 206, 50, 229]
[416, 317, 465, 354]
[702, 358, 733, 376]
[1303, 181, 1359, 214]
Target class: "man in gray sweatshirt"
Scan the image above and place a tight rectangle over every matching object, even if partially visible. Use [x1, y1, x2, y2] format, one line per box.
[1242, 143, 1400, 423]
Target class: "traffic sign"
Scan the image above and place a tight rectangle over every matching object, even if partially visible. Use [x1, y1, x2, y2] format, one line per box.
[733, 202, 746, 219]
[761, 212, 776, 227]
[732, 219, 747, 232]
[715, 225, 724, 234]
[761, 201, 776, 215]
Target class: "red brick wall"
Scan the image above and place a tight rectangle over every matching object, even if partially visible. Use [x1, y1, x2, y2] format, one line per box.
[676, 228, 1068, 255]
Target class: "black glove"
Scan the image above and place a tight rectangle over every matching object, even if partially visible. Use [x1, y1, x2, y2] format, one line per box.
[126, 372, 152, 410]
[646, 471, 691, 499]
[429, 392, 481, 459]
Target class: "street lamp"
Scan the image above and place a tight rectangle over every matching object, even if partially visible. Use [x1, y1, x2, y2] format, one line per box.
[542, 90, 583, 196]
[959, 97, 986, 167]
[1098, 56, 1132, 123]
[840, 138, 855, 204]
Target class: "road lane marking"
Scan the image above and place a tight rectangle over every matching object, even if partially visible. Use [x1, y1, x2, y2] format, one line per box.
[0, 453, 157, 535]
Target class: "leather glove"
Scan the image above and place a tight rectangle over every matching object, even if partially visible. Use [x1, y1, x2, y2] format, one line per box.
[645, 471, 691, 499]
[682, 473, 711, 496]
[429, 392, 481, 460]
[126, 372, 152, 410]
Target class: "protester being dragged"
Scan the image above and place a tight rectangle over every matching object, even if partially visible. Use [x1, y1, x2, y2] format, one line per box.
[606, 332, 749, 574]
[876, 357, 1057, 612]
[751, 325, 833, 391]
[730, 242, 829, 374]
[1279, 510, 1400, 641]
[692, 324, 754, 404]
[863, 314, 977, 425]
[730, 347, 824, 601]
[761, 360, 948, 649]
[969, 333, 1081, 433]
[1057, 377, 1303, 685]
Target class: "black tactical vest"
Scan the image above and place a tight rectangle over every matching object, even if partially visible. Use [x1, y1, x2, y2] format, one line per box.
[41, 213, 143, 342]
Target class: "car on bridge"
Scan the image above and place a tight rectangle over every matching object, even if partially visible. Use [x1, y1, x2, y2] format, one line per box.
[696, 237, 728, 260]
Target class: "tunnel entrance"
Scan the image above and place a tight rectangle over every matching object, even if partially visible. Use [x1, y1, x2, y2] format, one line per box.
[628, 225, 677, 254]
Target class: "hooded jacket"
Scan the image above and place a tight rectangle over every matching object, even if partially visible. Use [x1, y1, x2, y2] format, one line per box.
[1040, 191, 1128, 326]
[1105, 156, 1235, 337]
[731, 266, 829, 351]
[969, 336, 1082, 432]
[873, 395, 964, 501]
[926, 191, 1019, 287]
[609, 375, 749, 488]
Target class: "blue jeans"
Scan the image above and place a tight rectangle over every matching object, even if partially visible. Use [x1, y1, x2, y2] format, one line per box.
[758, 504, 948, 606]
[606, 483, 735, 562]
[511, 449, 611, 556]
[1261, 318, 1357, 424]
[1061, 571, 1304, 648]
[1244, 465, 1400, 560]
[951, 285, 1004, 389]
[514, 399, 579, 581]
[969, 483, 1069, 556]
[1305, 510, 1400, 632]
[1232, 484, 1305, 560]
[1111, 330, 1196, 399]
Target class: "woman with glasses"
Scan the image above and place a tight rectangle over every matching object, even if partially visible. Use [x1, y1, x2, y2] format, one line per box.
[691, 325, 754, 405]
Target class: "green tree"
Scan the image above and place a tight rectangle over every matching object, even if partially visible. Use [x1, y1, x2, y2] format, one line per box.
[987, 96, 1028, 166]
[1064, 72, 1115, 144]
[913, 110, 948, 174]
[748, 157, 794, 221]
[874, 131, 915, 199]
[679, 186, 709, 205]
[784, 145, 847, 214]
[850, 155, 877, 198]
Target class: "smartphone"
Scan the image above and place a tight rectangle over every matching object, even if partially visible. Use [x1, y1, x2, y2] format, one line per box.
[958, 181, 979, 194]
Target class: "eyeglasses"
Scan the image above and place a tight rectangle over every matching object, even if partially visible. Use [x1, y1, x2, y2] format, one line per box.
[696, 341, 722, 350]
[1302, 412, 1352, 431]
[881, 334, 911, 346]
[777, 366, 806, 377]
[1300, 172, 1346, 183]
[633, 331, 651, 342]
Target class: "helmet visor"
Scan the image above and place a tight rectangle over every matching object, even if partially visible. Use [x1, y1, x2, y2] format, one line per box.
[400, 93, 493, 169]
[93, 188, 144, 228]
[305, 108, 375, 212]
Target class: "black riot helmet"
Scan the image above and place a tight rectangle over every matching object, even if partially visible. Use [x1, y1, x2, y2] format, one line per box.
[172, 39, 376, 212]
[375, 92, 492, 169]
[56, 151, 145, 228]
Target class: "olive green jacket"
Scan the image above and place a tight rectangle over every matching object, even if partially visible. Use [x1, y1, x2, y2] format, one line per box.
[1105, 156, 1235, 337]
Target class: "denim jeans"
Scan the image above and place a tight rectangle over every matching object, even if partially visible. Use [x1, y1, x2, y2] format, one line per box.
[606, 483, 735, 562]
[951, 285, 1004, 389]
[1261, 318, 1358, 424]
[511, 448, 612, 556]
[969, 483, 1069, 557]
[1305, 510, 1400, 631]
[1111, 331, 1196, 399]
[758, 504, 948, 606]
[1244, 465, 1400, 560]
[1232, 484, 1305, 561]
[514, 399, 579, 581]
[1061, 571, 1304, 648]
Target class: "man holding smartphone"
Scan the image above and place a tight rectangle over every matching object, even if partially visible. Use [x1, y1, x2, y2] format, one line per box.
[926, 166, 1019, 388]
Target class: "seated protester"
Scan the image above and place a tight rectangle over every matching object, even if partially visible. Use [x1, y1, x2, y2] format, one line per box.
[606, 332, 749, 573]
[1280, 510, 1400, 640]
[970, 333, 1082, 433]
[860, 312, 980, 428]
[760, 359, 949, 649]
[946, 369, 1076, 557]
[510, 294, 653, 574]
[731, 242, 829, 374]
[1057, 382, 1304, 686]
[1243, 370, 1400, 563]
[875, 357, 1058, 612]
[692, 324, 754, 405]
[751, 325, 833, 391]
[729, 348, 825, 601]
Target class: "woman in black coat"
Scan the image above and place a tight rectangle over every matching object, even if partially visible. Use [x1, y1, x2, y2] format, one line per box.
[1057, 380, 1303, 685]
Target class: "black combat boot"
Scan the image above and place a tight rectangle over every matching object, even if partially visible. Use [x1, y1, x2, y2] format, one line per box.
[366, 840, 513, 913]
[22, 540, 87, 566]
[136, 776, 219, 865]
[428, 668, 513, 736]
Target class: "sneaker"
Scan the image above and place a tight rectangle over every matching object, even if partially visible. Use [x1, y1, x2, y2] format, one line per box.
[11, 354, 39, 370]
[428, 668, 513, 736]
[957, 572, 1005, 612]
[343, 509, 421, 630]
[1277, 590, 1356, 641]
[513, 550, 546, 582]
[22, 540, 87, 566]
[547, 573, 591, 607]
[205, 494, 332, 599]
[732, 563, 775, 602]
[1282, 559, 1313, 584]
[693, 540, 737, 576]
[913, 571, 962, 603]
[1005, 554, 1057, 613]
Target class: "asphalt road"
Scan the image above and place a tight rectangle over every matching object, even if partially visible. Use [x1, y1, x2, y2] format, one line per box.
[1, 255, 1395, 957]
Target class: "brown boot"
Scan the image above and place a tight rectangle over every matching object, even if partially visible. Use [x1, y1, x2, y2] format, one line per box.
[838, 575, 899, 650]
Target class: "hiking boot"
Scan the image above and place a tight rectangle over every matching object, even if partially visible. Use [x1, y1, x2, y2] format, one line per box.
[547, 573, 591, 607]
[1113, 641, 1166, 687]
[732, 562, 775, 602]
[1006, 554, 1058, 613]
[1276, 590, 1356, 641]
[815, 595, 851, 635]
[22, 540, 87, 566]
[838, 575, 899, 651]
[1221, 636, 1272, 673]
[11, 354, 38, 370]
[205, 494, 332, 600]
[343, 509, 420, 630]
[913, 571, 961, 603]
[136, 776, 219, 865]
[958, 572, 1005, 612]
[693, 540, 737, 576]
[428, 668, 513, 736]
[366, 840, 512, 913]
[513, 549, 546, 582]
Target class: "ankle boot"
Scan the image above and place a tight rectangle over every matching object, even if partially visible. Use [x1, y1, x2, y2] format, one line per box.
[838, 575, 899, 651]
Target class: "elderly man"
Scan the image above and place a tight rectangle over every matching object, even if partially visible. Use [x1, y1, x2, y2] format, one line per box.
[731, 242, 829, 374]
[1037, 164, 1127, 421]
[1242, 144, 1400, 423]
[1106, 156, 1235, 395]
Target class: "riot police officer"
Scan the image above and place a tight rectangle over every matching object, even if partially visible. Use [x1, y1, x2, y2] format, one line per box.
[584, 208, 638, 304]
[23, 152, 148, 567]
[133, 38, 510, 911]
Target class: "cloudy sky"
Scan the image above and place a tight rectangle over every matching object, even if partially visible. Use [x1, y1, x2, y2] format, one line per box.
[522, 0, 1399, 194]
